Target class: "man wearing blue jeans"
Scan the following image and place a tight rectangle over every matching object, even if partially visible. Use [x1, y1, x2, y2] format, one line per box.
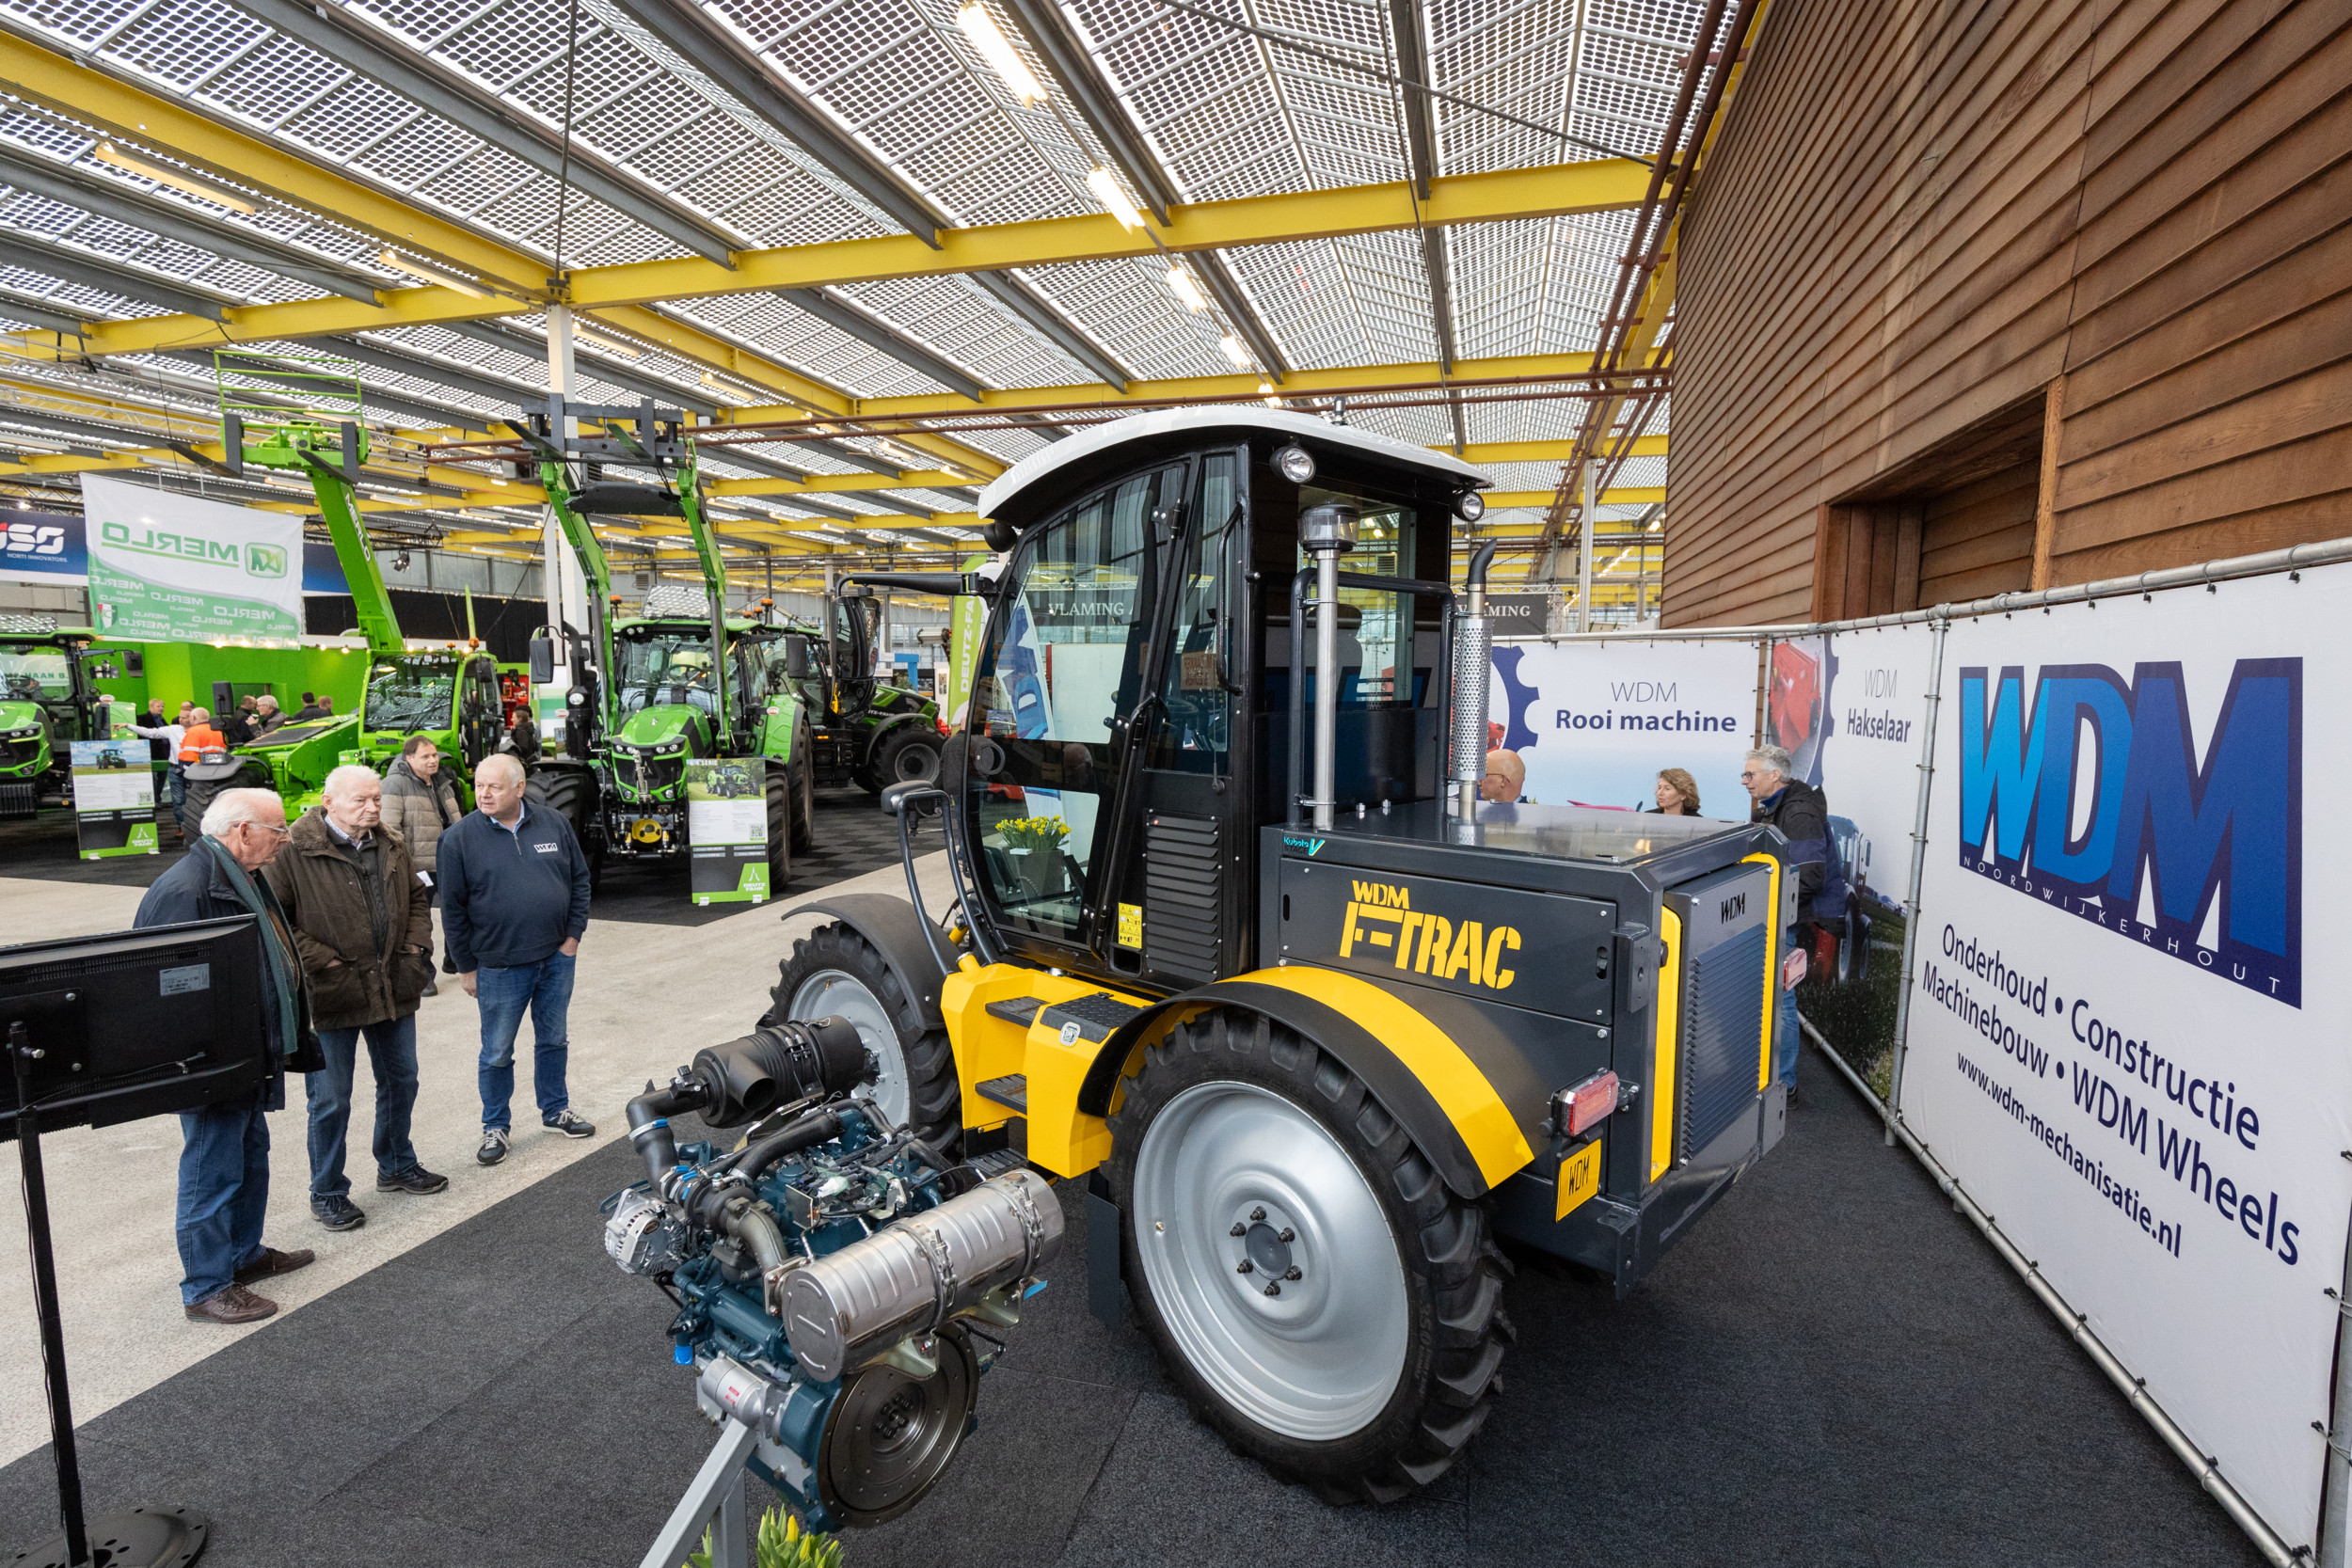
[437, 752, 596, 1164]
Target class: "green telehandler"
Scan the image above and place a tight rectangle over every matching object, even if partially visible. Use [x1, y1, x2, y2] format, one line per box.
[214, 354, 505, 814]
[506, 397, 810, 889]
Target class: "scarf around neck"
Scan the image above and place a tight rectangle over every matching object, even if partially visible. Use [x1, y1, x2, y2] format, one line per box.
[202, 835, 301, 1062]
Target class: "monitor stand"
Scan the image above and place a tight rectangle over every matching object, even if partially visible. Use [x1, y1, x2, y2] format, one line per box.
[9, 1021, 210, 1568]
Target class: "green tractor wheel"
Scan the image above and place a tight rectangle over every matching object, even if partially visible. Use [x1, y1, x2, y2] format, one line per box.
[787, 715, 815, 855]
[1107, 1008, 1513, 1505]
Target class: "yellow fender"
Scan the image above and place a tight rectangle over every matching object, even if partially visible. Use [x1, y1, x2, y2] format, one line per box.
[1077, 966, 1542, 1199]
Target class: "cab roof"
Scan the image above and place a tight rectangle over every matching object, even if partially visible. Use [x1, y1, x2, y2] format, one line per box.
[977, 407, 1488, 533]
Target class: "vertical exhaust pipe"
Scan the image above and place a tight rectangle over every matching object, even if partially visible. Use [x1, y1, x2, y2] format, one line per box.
[1451, 541, 1501, 820]
[1299, 503, 1359, 832]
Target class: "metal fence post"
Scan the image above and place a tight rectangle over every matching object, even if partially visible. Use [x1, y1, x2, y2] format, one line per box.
[1883, 616, 1947, 1132]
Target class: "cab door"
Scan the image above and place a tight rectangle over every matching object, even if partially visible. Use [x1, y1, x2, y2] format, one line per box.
[963, 460, 1187, 974]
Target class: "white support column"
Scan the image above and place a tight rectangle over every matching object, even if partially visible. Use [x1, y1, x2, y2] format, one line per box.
[543, 305, 588, 647]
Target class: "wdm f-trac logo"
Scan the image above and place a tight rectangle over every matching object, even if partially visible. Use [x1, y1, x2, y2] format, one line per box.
[1958, 660, 2299, 1006]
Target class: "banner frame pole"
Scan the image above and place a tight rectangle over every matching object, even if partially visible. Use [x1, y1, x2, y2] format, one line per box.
[2319, 1204, 2352, 1566]
[1881, 616, 1947, 1136]
[1802, 1018, 2300, 1568]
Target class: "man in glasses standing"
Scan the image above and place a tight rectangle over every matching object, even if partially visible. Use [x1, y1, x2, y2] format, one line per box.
[134, 787, 320, 1323]
[1743, 744, 1846, 1099]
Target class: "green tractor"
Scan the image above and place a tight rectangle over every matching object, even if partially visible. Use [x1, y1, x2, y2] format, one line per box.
[508, 397, 809, 888]
[0, 617, 117, 817]
[214, 354, 504, 813]
[777, 579, 944, 794]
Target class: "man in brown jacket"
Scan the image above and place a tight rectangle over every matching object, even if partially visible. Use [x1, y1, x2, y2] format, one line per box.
[263, 763, 444, 1230]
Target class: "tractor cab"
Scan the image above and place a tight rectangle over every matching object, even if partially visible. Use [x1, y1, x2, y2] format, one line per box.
[0, 622, 104, 815]
[956, 407, 1480, 983]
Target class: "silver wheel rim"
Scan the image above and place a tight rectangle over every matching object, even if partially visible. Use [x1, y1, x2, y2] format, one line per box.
[791, 969, 912, 1128]
[1133, 1080, 1408, 1440]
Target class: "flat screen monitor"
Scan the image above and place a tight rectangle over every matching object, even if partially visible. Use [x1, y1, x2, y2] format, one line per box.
[0, 916, 271, 1139]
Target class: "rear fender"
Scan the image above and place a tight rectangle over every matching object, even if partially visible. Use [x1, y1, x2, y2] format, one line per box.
[1076, 967, 1541, 1200]
[785, 893, 948, 1031]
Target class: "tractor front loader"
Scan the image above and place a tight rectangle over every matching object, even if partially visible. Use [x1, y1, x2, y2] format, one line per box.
[503, 397, 810, 888]
[754, 408, 1802, 1505]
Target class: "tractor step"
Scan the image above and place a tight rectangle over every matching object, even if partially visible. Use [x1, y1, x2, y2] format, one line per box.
[984, 995, 1049, 1026]
[1036, 992, 1146, 1044]
[976, 1074, 1029, 1113]
[966, 1147, 1030, 1180]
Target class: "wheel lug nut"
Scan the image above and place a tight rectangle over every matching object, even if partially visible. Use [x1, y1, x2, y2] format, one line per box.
[1249, 1206, 1265, 1222]
[1230, 1222, 1246, 1237]
[1263, 1282, 1280, 1297]
[1236, 1259, 1253, 1274]
[1278, 1227, 1294, 1243]
[1284, 1266, 1301, 1281]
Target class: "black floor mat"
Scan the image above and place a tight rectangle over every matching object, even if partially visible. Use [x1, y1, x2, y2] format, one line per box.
[0, 1056, 2269, 1567]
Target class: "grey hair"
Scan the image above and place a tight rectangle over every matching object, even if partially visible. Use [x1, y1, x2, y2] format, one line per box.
[1745, 743, 1795, 779]
[255, 694, 278, 711]
[474, 752, 526, 786]
[323, 763, 381, 800]
[200, 786, 280, 838]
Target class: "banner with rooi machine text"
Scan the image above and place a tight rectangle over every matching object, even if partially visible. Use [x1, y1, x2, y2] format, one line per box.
[1899, 566, 2348, 1550]
[81, 474, 304, 643]
[1486, 638, 1759, 816]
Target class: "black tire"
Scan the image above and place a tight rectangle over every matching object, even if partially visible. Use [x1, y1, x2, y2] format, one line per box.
[788, 715, 815, 855]
[1106, 1010, 1513, 1504]
[1844, 906, 1871, 984]
[763, 920, 959, 1138]
[869, 724, 943, 791]
[532, 761, 603, 890]
[765, 767, 793, 894]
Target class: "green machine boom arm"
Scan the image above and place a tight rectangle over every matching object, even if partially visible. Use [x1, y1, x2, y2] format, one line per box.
[215, 351, 405, 658]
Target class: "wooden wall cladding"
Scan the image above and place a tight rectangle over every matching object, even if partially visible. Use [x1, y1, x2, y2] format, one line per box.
[1662, 0, 2352, 626]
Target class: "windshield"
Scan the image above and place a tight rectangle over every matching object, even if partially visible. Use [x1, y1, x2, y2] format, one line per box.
[970, 462, 1183, 944]
[365, 661, 454, 731]
[0, 644, 72, 703]
[1295, 483, 1418, 706]
[617, 629, 728, 718]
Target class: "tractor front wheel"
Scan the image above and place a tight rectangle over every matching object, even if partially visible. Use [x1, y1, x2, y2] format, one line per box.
[764, 921, 960, 1139]
[1107, 1010, 1512, 1504]
[868, 724, 943, 792]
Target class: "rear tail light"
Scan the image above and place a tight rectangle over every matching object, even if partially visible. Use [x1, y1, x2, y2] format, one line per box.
[1554, 1070, 1619, 1139]
[1782, 945, 1809, 990]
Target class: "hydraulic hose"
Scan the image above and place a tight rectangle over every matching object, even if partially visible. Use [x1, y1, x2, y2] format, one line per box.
[724, 1109, 846, 1183]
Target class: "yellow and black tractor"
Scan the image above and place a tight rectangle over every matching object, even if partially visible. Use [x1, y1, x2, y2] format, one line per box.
[760, 407, 1798, 1503]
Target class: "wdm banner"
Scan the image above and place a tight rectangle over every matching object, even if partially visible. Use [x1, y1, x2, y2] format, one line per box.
[1899, 566, 2346, 1549]
[686, 757, 770, 906]
[1810, 624, 1939, 913]
[1486, 639, 1759, 814]
[82, 475, 303, 642]
[70, 737, 157, 859]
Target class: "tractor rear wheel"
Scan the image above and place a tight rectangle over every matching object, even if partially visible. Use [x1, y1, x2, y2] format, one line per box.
[532, 760, 602, 890]
[1107, 1010, 1512, 1504]
[788, 717, 816, 855]
[765, 767, 792, 894]
[765, 921, 959, 1138]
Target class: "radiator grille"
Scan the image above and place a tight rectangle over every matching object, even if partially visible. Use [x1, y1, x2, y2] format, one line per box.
[1678, 924, 1768, 1160]
[1143, 812, 1221, 984]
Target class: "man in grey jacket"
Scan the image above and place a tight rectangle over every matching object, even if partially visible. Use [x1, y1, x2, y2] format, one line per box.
[381, 735, 463, 993]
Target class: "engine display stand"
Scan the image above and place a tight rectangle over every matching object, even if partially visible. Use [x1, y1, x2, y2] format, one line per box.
[8, 1023, 209, 1568]
[640, 1416, 757, 1568]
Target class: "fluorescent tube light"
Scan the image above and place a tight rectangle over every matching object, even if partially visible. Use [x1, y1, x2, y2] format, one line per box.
[1085, 167, 1145, 230]
[957, 5, 1048, 105]
[377, 248, 487, 298]
[93, 143, 255, 214]
[1166, 266, 1208, 311]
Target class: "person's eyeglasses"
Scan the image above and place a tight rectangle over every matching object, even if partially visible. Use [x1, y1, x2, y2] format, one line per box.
[243, 821, 293, 838]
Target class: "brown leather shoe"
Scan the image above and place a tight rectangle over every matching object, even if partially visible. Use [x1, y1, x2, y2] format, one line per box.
[232, 1246, 315, 1285]
[183, 1285, 277, 1324]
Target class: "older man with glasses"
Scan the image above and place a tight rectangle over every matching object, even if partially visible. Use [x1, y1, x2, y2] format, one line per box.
[1741, 744, 1848, 1100]
[134, 787, 319, 1324]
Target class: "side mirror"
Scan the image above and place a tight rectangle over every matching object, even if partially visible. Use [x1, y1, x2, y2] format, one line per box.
[784, 639, 811, 680]
[528, 638, 555, 685]
[879, 780, 944, 818]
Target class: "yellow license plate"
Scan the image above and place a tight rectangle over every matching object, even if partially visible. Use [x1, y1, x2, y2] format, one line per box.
[1555, 1138, 1603, 1221]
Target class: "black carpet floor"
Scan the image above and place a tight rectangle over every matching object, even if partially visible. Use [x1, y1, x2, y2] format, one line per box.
[0, 1048, 2265, 1567]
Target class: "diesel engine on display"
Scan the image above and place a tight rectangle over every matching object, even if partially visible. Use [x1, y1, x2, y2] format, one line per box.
[602, 1015, 1061, 1531]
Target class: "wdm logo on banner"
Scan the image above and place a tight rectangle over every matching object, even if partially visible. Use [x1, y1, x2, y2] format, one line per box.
[1956, 659, 2299, 1006]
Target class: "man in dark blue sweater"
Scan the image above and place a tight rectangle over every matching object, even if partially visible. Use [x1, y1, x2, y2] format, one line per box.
[437, 753, 595, 1165]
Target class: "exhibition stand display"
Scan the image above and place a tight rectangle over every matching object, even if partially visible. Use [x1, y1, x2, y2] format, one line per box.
[1495, 537, 2352, 1567]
